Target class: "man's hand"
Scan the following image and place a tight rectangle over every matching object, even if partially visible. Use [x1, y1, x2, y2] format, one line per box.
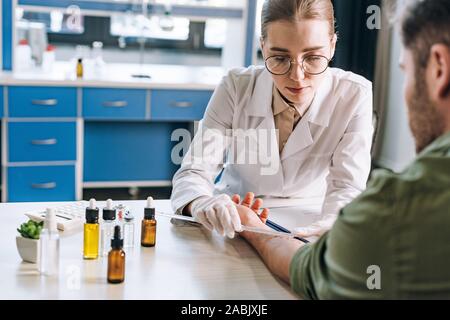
[232, 192, 270, 231]
[231, 193, 302, 284]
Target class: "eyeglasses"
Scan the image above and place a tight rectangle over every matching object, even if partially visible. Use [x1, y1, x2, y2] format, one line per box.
[265, 55, 330, 76]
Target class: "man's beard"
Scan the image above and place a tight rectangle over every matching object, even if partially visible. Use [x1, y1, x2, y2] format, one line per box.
[407, 71, 445, 153]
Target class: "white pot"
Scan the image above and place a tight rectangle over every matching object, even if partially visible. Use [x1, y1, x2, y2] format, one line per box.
[16, 236, 40, 264]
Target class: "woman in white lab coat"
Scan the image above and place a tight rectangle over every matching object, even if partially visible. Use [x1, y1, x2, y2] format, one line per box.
[171, 0, 373, 239]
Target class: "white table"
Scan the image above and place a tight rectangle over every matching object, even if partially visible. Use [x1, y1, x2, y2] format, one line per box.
[0, 200, 321, 300]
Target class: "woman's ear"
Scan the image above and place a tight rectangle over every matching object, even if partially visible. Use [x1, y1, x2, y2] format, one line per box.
[330, 33, 338, 59]
[260, 37, 265, 58]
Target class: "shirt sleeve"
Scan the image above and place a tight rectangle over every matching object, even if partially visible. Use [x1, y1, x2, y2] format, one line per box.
[319, 86, 374, 230]
[170, 71, 237, 214]
[290, 170, 396, 299]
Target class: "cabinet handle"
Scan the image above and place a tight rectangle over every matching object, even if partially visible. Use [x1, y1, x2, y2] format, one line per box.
[31, 99, 58, 106]
[170, 101, 193, 108]
[102, 101, 128, 108]
[31, 139, 57, 146]
[31, 182, 57, 189]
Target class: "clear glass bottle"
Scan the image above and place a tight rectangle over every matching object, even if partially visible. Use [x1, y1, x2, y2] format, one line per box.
[39, 208, 60, 276]
[100, 199, 116, 257]
[141, 197, 157, 247]
[92, 41, 106, 77]
[123, 210, 135, 249]
[83, 198, 99, 259]
[107, 225, 125, 284]
[115, 204, 128, 237]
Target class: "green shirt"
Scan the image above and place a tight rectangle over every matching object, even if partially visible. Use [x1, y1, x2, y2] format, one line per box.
[290, 132, 450, 299]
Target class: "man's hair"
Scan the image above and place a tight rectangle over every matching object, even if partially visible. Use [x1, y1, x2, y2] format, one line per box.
[402, 0, 450, 68]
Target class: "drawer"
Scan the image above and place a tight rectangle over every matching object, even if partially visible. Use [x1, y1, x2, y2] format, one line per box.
[151, 89, 212, 121]
[8, 165, 76, 202]
[84, 122, 187, 182]
[8, 86, 77, 117]
[83, 88, 147, 120]
[8, 122, 77, 162]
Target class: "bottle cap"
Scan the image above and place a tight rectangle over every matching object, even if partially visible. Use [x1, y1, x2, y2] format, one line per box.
[77, 58, 82, 63]
[124, 210, 134, 222]
[85, 198, 99, 224]
[103, 199, 116, 221]
[44, 208, 57, 232]
[115, 204, 128, 221]
[144, 197, 155, 220]
[19, 39, 29, 45]
[111, 225, 123, 249]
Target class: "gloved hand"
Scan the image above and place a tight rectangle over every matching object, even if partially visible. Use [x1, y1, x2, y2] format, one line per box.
[292, 214, 337, 238]
[190, 194, 242, 238]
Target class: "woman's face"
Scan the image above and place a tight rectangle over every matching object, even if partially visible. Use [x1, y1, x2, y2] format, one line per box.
[261, 19, 336, 106]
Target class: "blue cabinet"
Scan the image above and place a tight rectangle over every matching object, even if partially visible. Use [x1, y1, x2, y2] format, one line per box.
[8, 86, 77, 117]
[83, 88, 147, 120]
[84, 122, 188, 182]
[3, 85, 212, 202]
[8, 122, 77, 162]
[8, 165, 76, 202]
[151, 89, 212, 121]
[0, 87, 3, 118]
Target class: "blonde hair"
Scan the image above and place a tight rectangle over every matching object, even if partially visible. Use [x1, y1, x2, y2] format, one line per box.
[261, 0, 335, 39]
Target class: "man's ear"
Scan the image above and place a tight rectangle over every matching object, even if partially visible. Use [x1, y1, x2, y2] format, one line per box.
[428, 44, 450, 100]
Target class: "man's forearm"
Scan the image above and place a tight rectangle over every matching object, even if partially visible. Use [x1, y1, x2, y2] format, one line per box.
[242, 231, 304, 284]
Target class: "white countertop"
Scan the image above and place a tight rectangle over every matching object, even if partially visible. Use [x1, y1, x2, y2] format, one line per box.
[0, 62, 226, 90]
[0, 199, 322, 300]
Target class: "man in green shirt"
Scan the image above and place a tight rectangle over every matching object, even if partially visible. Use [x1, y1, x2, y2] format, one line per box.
[235, 0, 450, 299]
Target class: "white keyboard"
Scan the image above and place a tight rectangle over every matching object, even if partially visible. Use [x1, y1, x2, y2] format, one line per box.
[25, 201, 89, 232]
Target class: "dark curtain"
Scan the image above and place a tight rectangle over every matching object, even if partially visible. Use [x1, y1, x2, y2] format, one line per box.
[332, 0, 381, 81]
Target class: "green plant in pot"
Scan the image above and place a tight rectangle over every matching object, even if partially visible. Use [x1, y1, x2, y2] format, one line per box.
[16, 220, 43, 263]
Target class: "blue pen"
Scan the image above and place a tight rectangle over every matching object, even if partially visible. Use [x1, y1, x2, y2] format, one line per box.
[266, 219, 310, 244]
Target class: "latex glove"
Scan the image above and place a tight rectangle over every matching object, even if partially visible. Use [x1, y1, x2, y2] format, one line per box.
[190, 194, 242, 238]
[293, 214, 337, 238]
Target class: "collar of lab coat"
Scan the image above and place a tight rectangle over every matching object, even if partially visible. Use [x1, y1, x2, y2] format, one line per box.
[244, 68, 334, 161]
[246, 68, 334, 128]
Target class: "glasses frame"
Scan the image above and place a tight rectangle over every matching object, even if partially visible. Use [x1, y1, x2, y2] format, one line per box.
[265, 54, 331, 76]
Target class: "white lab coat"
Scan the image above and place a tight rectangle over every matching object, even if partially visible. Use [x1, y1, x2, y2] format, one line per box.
[171, 66, 373, 236]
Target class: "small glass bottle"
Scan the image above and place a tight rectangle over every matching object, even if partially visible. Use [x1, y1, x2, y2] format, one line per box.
[83, 199, 99, 259]
[123, 210, 135, 249]
[101, 199, 116, 257]
[39, 208, 60, 275]
[107, 225, 125, 284]
[141, 197, 157, 247]
[76, 58, 83, 78]
[115, 204, 128, 237]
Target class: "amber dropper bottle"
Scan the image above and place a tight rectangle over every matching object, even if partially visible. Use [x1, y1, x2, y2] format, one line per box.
[107, 225, 125, 284]
[141, 197, 157, 247]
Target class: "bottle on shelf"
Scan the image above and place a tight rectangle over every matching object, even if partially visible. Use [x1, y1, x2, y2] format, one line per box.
[15, 39, 33, 72]
[76, 58, 84, 78]
[42, 44, 56, 73]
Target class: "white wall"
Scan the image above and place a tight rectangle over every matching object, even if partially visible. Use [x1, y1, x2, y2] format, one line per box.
[375, 21, 416, 172]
